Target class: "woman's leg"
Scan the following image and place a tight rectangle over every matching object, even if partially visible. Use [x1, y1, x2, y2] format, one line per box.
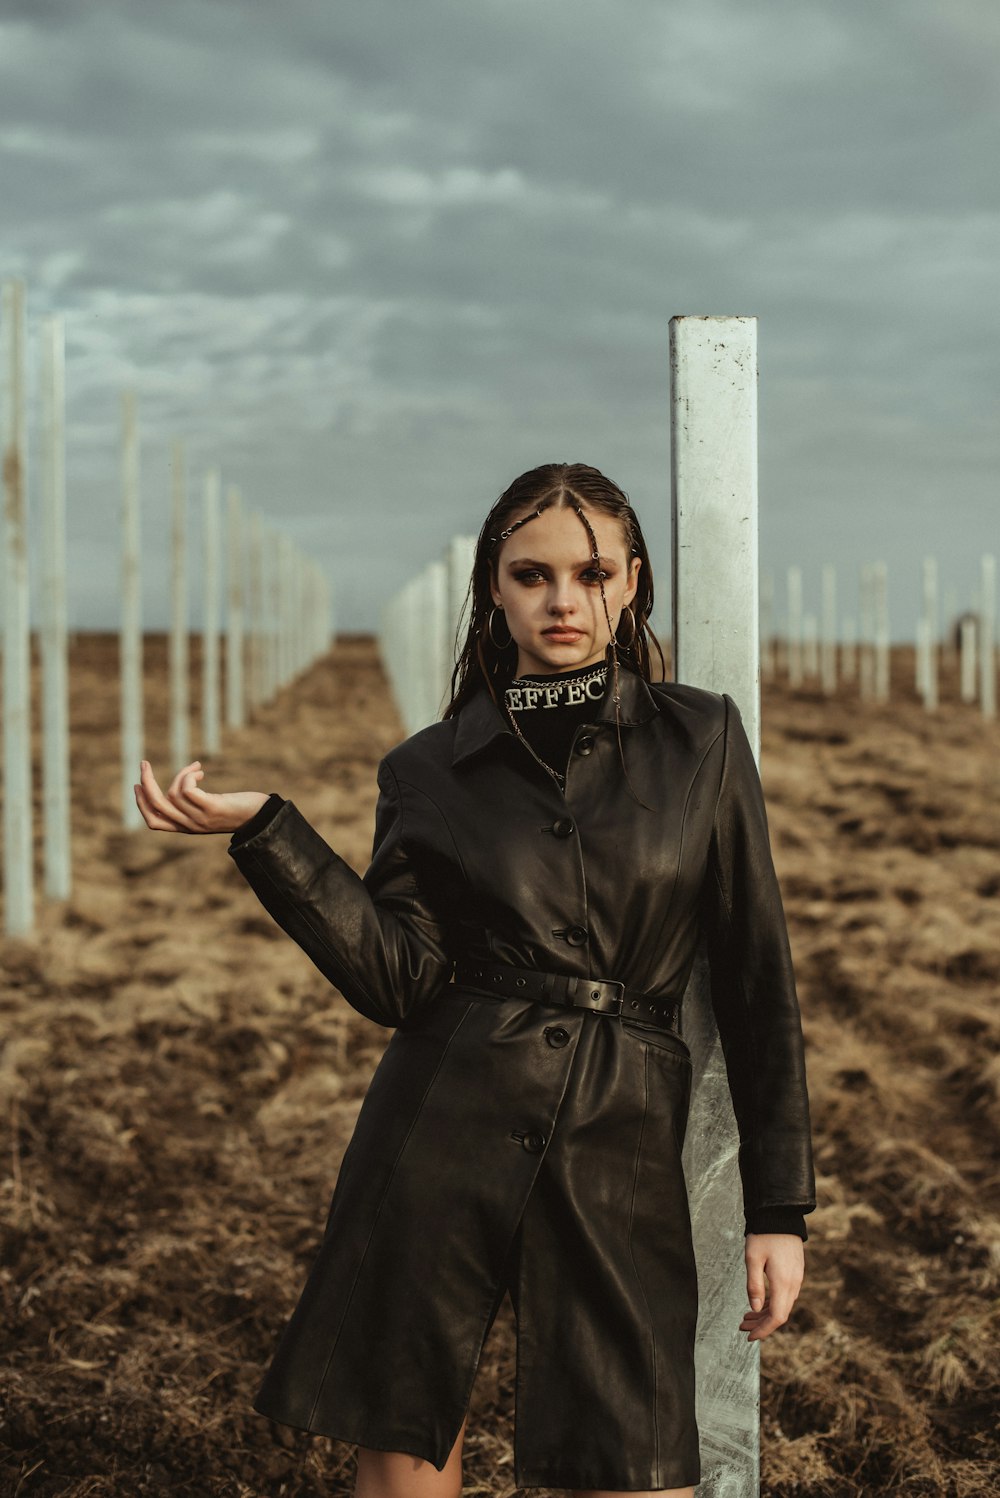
[572, 1488, 695, 1498]
[353, 1412, 468, 1498]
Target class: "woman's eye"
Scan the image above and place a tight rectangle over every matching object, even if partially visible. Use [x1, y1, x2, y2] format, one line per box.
[511, 568, 610, 585]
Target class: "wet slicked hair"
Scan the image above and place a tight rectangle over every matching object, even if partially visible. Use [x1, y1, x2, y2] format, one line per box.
[442, 462, 665, 806]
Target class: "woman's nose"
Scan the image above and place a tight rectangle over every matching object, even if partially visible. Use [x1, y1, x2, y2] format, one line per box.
[548, 586, 577, 615]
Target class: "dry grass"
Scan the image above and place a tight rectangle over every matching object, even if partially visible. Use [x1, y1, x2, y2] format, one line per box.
[1, 637, 998, 1496]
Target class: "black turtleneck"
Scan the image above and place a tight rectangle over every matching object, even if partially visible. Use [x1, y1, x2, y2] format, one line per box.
[504, 659, 610, 784]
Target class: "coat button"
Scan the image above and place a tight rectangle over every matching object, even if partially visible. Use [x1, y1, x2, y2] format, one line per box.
[565, 925, 589, 946]
[546, 1026, 570, 1048]
[523, 1132, 546, 1154]
[552, 817, 575, 837]
[575, 734, 595, 756]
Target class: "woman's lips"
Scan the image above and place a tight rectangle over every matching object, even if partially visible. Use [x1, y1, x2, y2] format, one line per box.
[542, 628, 583, 641]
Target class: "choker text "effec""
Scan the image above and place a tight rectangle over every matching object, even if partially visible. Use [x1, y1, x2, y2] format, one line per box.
[506, 665, 608, 712]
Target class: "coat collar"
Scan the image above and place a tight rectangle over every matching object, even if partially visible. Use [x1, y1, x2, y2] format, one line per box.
[451, 662, 660, 769]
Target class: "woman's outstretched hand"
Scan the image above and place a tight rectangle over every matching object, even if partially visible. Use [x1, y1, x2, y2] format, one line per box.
[134, 760, 270, 835]
[740, 1233, 805, 1341]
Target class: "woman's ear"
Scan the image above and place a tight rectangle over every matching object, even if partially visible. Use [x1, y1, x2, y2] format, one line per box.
[624, 555, 642, 606]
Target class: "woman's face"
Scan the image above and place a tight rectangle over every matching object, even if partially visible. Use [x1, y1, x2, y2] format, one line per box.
[490, 503, 641, 677]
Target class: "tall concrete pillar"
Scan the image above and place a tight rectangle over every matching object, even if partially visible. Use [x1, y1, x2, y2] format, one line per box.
[120, 390, 144, 829]
[40, 313, 71, 901]
[2, 277, 33, 932]
[670, 314, 760, 1497]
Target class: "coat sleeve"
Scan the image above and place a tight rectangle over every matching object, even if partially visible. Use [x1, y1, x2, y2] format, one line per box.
[226, 759, 454, 1029]
[700, 692, 817, 1231]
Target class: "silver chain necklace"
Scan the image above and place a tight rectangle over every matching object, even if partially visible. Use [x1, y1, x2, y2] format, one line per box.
[502, 663, 608, 788]
[504, 702, 567, 788]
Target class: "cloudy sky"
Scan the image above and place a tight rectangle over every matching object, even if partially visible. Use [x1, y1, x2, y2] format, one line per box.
[1, 0, 997, 639]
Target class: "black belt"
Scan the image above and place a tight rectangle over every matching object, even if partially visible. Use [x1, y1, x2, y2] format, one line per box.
[452, 959, 681, 1035]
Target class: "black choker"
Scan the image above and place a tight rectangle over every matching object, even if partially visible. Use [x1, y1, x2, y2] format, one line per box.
[506, 663, 608, 713]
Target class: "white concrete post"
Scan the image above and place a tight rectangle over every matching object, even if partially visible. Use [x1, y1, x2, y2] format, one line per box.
[120, 390, 144, 828]
[841, 618, 857, 682]
[820, 564, 837, 695]
[308, 563, 322, 663]
[290, 545, 302, 680]
[301, 555, 311, 671]
[273, 532, 285, 690]
[942, 586, 958, 669]
[802, 612, 819, 679]
[169, 439, 189, 772]
[300, 561, 311, 670]
[245, 510, 260, 710]
[387, 587, 409, 726]
[225, 484, 245, 729]
[380, 595, 395, 710]
[859, 564, 874, 702]
[392, 579, 409, 730]
[293, 547, 306, 678]
[423, 557, 451, 723]
[256, 521, 269, 704]
[786, 565, 803, 689]
[915, 621, 928, 702]
[980, 555, 996, 720]
[301, 559, 314, 670]
[2, 277, 34, 934]
[284, 541, 297, 684]
[263, 522, 279, 701]
[277, 533, 292, 689]
[319, 566, 329, 657]
[321, 570, 334, 653]
[759, 571, 775, 680]
[383, 592, 400, 722]
[960, 617, 977, 704]
[921, 556, 939, 711]
[915, 618, 930, 701]
[399, 573, 422, 732]
[309, 562, 327, 662]
[201, 467, 221, 754]
[873, 561, 890, 703]
[670, 314, 760, 1497]
[402, 574, 425, 733]
[290, 539, 299, 682]
[40, 313, 71, 901]
[446, 534, 477, 703]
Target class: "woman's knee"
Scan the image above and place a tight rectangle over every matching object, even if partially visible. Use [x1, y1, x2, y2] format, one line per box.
[354, 1412, 468, 1498]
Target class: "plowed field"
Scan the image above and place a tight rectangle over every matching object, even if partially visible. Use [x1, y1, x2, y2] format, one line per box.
[2, 635, 998, 1496]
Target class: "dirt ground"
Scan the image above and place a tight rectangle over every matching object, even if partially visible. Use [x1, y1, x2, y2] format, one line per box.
[2, 633, 998, 1497]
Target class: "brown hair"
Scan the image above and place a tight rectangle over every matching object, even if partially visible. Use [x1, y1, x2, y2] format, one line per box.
[442, 462, 665, 804]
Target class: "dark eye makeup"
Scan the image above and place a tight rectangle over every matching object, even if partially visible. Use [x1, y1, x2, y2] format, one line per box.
[511, 566, 612, 585]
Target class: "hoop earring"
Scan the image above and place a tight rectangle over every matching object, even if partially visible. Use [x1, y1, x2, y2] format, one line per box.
[488, 605, 513, 649]
[615, 604, 637, 647]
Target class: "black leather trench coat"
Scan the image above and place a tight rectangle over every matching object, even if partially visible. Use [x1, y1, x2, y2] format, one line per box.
[228, 665, 816, 1492]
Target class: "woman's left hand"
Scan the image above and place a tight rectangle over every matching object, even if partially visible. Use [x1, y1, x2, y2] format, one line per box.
[740, 1233, 805, 1341]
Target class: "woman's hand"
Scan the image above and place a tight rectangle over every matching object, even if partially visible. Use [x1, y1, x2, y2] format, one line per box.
[134, 760, 270, 835]
[740, 1233, 805, 1341]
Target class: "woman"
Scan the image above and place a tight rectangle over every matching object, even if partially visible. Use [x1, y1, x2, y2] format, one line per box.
[135, 462, 816, 1498]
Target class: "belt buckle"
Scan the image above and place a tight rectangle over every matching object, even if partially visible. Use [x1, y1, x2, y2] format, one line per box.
[577, 978, 624, 1016]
